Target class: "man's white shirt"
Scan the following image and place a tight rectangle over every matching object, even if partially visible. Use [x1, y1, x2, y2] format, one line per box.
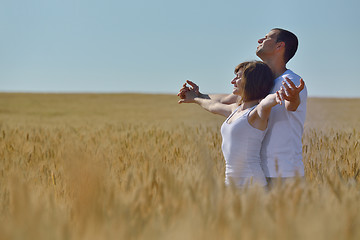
[260, 69, 307, 177]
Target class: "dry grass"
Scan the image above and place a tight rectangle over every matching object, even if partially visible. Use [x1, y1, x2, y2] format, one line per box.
[0, 93, 359, 240]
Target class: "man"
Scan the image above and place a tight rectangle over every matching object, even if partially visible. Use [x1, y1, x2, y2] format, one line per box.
[178, 28, 307, 183]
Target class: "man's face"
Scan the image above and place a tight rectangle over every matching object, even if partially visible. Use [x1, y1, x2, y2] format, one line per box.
[256, 30, 279, 60]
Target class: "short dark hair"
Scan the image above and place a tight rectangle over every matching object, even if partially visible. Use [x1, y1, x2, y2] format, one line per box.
[234, 61, 274, 104]
[272, 28, 298, 63]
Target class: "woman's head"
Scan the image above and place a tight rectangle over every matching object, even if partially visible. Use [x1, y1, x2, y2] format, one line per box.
[231, 61, 274, 104]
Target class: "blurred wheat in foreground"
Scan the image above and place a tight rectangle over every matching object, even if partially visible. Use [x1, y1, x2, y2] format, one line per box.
[0, 94, 359, 240]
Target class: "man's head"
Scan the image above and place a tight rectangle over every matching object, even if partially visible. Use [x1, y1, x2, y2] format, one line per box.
[256, 28, 298, 64]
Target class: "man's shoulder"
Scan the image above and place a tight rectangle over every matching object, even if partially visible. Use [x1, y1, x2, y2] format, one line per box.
[275, 69, 302, 86]
[282, 69, 301, 80]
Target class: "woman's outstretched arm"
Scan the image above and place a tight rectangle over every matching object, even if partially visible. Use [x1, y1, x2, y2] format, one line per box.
[278, 78, 305, 111]
[178, 88, 236, 117]
[248, 93, 281, 130]
[178, 80, 240, 105]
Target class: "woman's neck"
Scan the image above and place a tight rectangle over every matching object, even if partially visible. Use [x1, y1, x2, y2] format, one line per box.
[239, 99, 260, 110]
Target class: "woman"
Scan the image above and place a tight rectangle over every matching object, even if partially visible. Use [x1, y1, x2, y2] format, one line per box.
[179, 61, 282, 187]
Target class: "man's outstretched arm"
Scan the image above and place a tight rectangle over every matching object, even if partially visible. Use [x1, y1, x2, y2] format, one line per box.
[178, 86, 235, 117]
[208, 93, 239, 104]
[178, 80, 239, 104]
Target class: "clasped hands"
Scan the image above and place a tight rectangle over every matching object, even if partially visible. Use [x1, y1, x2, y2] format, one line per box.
[177, 80, 201, 104]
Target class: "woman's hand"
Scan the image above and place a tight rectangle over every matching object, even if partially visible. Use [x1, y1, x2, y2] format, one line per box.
[277, 78, 305, 111]
[177, 80, 201, 100]
[178, 84, 198, 104]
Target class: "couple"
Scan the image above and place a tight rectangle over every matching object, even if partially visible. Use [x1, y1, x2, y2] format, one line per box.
[178, 28, 307, 188]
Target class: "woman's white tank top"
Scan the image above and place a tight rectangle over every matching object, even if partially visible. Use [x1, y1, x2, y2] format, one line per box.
[220, 105, 267, 187]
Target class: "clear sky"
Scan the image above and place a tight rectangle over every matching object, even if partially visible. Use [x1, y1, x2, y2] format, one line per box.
[1, 0, 359, 97]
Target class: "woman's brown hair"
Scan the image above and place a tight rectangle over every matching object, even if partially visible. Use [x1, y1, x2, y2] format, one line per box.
[235, 61, 274, 105]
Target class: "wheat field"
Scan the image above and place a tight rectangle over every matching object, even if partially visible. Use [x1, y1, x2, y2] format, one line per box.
[0, 93, 359, 240]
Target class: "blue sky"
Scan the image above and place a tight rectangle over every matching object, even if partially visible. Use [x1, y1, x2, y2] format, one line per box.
[1, 0, 359, 97]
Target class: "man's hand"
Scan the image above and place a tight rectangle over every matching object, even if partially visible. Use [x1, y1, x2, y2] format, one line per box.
[277, 78, 305, 111]
[186, 80, 200, 95]
[178, 85, 198, 104]
[177, 83, 189, 99]
[177, 80, 201, 99]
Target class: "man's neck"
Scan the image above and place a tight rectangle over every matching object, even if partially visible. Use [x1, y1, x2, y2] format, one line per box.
[263, 58, 287, 79]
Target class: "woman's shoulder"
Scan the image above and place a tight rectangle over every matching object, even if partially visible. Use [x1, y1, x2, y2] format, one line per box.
[248, 105, 268, 131]
[229, 103, 241, 112]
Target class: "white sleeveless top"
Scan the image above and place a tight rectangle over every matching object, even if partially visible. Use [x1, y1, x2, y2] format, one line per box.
[220, 106, 267, 187]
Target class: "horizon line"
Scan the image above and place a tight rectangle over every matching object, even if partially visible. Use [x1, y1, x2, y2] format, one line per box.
[0, 90, 359, 99]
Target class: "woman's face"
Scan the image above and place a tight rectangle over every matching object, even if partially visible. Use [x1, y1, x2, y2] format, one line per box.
[231, 69, 243, 96]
